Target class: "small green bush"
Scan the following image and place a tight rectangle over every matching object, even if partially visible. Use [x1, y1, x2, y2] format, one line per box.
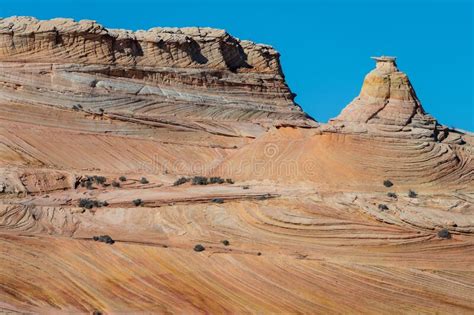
[192, 176, 208, 185]
[256, 193, 272, 200]
[210, 177, 225, 184]
[79, 198, 94, 209]
[93, 235, 114, 244]
[93, 176, 107, 185]
[86, 181, 94, 190]
[133, 199, 144, 206]
[79, 198, 108, 209]
[383, 180, 393, 188]
[408, 190, 417, 198]
[437, 229, 451, 239]
[194, 244, 205, 252]
[173, 177, 189, 186]
[211, 198, 224, 204]
[140, 177, 149, 184]
[111, 181, 120, 188]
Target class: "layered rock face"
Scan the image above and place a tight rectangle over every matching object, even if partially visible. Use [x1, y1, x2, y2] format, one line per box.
[0, 16, 314, 139]
[335, 57, 430, 124]
[0, 16, 281, 71]
[0, 17, 473, 314]
[328, 56, 464, 143]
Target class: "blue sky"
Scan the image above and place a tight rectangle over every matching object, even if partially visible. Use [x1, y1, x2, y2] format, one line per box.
[1, 0, 472, 130]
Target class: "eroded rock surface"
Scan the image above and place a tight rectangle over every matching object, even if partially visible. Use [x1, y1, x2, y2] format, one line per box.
[328, 56, 468, 144]
[0, 17, 473, 314]
[0, 16, 315, 137]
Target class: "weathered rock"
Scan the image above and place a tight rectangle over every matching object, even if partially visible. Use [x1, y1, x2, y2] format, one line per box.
[0, 17, 279, 73]
[328, 57, 436, 138]
[333, 56, 431, 125]
[0, 16, 473, 315]
[0, 16, 315, 135]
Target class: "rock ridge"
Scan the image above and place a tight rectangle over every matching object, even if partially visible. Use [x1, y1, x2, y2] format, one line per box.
[0, 16, 282, 74]
[0, 16, 316, 133]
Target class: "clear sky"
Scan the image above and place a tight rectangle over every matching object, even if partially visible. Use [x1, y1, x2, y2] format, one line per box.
[1, 0, 472, 130]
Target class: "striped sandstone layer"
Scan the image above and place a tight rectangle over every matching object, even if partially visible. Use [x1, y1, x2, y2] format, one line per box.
[0, 17, 473, 314]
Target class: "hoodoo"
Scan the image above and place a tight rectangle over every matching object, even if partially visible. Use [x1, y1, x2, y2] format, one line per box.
[332, 56, 431, 126]
[329, 56, 466, 143]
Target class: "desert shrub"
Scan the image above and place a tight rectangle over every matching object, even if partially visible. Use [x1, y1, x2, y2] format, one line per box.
[111, 181, 120, 188]
[242, 185, 250, 190]
[192, 176, 208, 185]
[140, 177, 149, 184]
[408, 190, 418, 198]
[80, 175, 107, 188]
[210, 177, 225, 184]
[72, 105, 80, 111]
[173, 177, 189, 186]
[222, 240, 230, 246]
[378, 204, 389, 211]
[194, 244, 205, 252]
[211, 198, 224, 204]
[256, 193, 272, 200]
[383, 180, 393, 188]
[93, 176, 107, 185]
[79, 198, 108, 209]
[79, 198, 94, 209]
[437, 229, 451, 239]
[86, 181, 94, 190]
[387, 192, 397, 198]
[119, 176, 127, 182]
[226, 178, 234, 184]
[257, 252, 262, 256]
[93, 235, 114, 244]
[133, 199, 144, 206]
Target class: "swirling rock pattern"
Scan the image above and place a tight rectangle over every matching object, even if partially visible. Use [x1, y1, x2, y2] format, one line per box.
[328, 56, 467, 144]
[0, 16, 315, 136]
[0, 17, 473, 314]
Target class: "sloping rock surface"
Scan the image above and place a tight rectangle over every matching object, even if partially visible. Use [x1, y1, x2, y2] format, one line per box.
[0, 17, 473, 315]
[0, 16, 315, 139]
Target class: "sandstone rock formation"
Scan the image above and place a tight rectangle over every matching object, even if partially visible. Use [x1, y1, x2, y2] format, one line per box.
[0, 16, 315, 140]
[0, 17, 473, 314]
[335, 56, 429, 126]
[328, 56, 465, 144]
